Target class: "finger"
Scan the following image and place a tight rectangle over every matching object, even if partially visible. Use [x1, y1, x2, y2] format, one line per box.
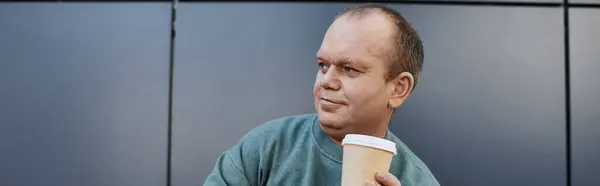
[366, 180, 383, 186]
[375, 172, 401, 186]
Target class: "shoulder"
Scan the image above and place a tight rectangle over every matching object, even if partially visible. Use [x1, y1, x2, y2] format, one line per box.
[227, 113, 317, 155]
[214, 114, 317, 184]
[386, 131, 432, 172]
[223, 113, 317, 175]
[386, 132, 440, 186]
[240, 113, 317, 141]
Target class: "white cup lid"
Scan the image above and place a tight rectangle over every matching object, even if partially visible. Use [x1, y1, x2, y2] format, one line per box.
[341, 134, 397, 155]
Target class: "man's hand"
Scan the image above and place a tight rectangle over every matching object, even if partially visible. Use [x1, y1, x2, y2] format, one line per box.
[367, 172, 401, 186]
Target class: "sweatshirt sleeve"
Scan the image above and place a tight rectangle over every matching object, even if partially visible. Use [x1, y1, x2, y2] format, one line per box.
[203, 118, 284, 186]
[203, 150, 253, 186]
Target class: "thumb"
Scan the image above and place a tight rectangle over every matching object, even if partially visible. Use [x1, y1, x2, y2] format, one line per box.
[375, 172, 401, 186]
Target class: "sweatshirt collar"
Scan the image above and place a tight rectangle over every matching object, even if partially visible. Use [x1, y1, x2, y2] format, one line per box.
[311, 114, 393, 164]
[311, 116, 344, 163]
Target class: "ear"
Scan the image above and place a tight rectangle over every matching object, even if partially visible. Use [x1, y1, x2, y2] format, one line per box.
[388, 72, 414, 109]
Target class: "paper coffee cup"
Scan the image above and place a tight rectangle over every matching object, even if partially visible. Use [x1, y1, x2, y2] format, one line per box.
[341, 134, 397, 186]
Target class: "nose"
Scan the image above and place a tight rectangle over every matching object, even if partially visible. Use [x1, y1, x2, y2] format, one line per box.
[319, 66, 341, 91]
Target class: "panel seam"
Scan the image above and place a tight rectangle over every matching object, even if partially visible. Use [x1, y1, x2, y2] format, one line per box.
[167, 1, 177, 186]
[562, 1, 572, 186]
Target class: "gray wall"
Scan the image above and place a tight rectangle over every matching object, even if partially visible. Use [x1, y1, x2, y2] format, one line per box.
[570, 0, 600, 3]
[0, 3, 171, 186]
[570, 8, 600, 186]
[171, 3, 338, 185]
[384, 4, 566, 186]
[2, 1, 600, 186]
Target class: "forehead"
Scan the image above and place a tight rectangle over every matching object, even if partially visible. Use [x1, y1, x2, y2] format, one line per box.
[317, 13, 395, 65]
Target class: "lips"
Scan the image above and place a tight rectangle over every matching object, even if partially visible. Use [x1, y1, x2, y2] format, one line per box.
[320, 97, 345, 105]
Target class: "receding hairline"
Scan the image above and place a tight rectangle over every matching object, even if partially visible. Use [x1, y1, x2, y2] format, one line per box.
[334, 6, 398, 30]
[334, 4, 403, 26]
[333, 8, 404, 70]
[332, 4, 425, 90]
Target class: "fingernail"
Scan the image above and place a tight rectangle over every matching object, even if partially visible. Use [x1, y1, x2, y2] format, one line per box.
[376, 172, 386, 180]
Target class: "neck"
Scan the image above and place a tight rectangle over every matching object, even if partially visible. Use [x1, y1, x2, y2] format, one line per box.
[328, 129, 387, 146]
[325, 117, 391, 146]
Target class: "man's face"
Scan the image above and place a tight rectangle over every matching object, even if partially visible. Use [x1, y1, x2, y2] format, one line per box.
[314, 14, 397, 137]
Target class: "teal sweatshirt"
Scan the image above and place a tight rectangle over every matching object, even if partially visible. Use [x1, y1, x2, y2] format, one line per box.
[203, 113, 440, 186]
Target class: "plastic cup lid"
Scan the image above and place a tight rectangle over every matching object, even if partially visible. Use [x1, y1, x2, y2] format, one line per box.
[341, 134, 397, 155]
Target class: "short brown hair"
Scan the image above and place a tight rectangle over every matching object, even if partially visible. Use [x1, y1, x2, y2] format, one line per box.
[335, 3, 424, 90]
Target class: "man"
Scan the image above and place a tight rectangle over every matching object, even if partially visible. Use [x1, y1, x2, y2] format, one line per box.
[204, 3, 439, 186]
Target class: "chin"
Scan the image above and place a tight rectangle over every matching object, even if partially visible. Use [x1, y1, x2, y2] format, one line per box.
[316, 111, 349, 130]
[317, 113, 351, 141]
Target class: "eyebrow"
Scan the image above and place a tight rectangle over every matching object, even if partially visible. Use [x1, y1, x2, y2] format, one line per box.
[318, 56, 368, 69]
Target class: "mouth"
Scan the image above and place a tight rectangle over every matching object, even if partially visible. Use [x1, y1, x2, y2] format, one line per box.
[320, 97, 345, 105]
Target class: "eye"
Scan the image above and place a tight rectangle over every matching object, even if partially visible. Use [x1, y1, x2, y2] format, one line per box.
[343, 66, 357, 72]
[343, 66, 361, 77]
[318, 62, 329, 72]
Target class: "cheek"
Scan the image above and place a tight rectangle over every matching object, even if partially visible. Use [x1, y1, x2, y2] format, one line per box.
[313, 74, 321, 95]
[343, 79, 387, 106]
[343, 80, 373, 101]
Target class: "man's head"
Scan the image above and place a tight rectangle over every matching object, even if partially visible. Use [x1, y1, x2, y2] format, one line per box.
[313, 4, 424, 140]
